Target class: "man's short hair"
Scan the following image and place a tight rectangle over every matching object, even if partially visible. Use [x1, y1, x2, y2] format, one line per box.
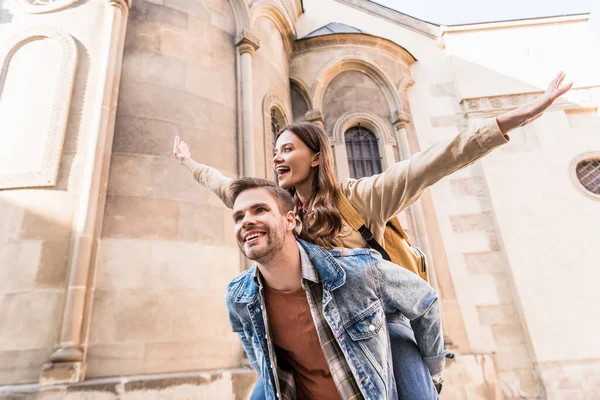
[229, 177, 296, 214]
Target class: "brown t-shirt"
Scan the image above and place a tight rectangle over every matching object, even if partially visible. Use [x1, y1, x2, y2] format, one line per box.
[263, 285, 341, 400]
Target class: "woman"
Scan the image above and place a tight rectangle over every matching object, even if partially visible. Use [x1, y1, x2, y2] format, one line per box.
[174, 72, 572, 399]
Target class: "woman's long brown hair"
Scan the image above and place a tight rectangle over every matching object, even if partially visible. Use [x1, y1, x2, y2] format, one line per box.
[277, 122, 342, 249]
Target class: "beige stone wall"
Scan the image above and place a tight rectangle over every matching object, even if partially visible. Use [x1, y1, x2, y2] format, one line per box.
[251, 15, 292, 179]
[87, 0, 241, 377]
[0, 0, 105, 385]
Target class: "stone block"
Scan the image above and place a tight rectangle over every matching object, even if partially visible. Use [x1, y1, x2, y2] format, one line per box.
[106, 154, 153, 197]
[184, 64, 236, 108]
[179, 126, 237, 175]
[144, 339, 239, 372]
[450, 212, 496, 233]
[122, 50, 186, 89]
[159, 27, 192, 60]
[450, 177, 488, 197]
[464, 252, 505, 275]
[149, 157, 209, 203]
[477, 305, 519, 326]
[101, 195, 179, 240]
[164, 0, 210, 19]
[177, 201, 225, 243]
[0, 291, 62, 350]
[491, 324, 527, 345]
[498, 368, 542, 398]
[430, 115, 463, 128]
[106, 289, 227, 343]
[131, 2, 188, 29]
[36, 239, 70, 288]
[85, 343, 145, 378]
[95, 239, 152, 290]
[124, 21, 161, 53]
[494, 275, 516, 305]
[113, 115, 181, 157]
[117, 81, 236, 133]
[39, 362, 81, 385]
[145, 241, 240, 290]
[0, 195, 24, 242]
[495, 343, 534, 371]
[0, 348, 49, 385]
[88, 290, 119, 344]
[19, 192, 75, 240]
[0, 240, 41, 292]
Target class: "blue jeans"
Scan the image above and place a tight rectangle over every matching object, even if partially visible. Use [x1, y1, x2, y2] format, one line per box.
[249, 316, 436, 400]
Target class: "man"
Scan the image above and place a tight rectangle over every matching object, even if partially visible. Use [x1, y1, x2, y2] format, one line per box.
[226, 178, 452, 400]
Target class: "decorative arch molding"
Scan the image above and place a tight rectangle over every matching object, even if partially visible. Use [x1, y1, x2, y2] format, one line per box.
[250, 0, 296, 55]
[312, 57, 403, 116]
[290, 75, 312, 110]
[0, 25, 77, 189]
[263, 93, 291, 129]
[262, 94, 290, 178]
[14, 0, 78, 14]
[332, 112, 396, 146]
[227, 0, 251, 35]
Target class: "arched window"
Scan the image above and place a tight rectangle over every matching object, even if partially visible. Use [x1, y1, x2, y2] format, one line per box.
[345, 125, 382, 179]
[575, 158, 600, 196]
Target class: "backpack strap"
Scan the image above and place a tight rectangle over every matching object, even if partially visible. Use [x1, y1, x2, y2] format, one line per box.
[336, 191, 391, 261]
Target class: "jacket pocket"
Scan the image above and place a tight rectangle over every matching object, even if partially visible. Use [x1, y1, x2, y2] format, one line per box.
[345, 303, 385, 341]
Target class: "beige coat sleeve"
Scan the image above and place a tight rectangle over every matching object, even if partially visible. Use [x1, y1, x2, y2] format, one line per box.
[193, 164, 234, 208]
[342, 118, 508, 223]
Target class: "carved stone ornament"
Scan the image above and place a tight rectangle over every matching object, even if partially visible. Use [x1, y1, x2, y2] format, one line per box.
[0, 26, 77, 189]
[332, 112, 396, 146]
[14, 0, 79, 14]
[462, 87, 600, 117]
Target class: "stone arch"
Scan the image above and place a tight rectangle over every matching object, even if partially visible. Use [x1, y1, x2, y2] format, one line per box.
[331, 111, 397, 180]
[250, 0, 296, 55]
[0, 25, 77, 189]
[332, 111, 395, 146]
[227, 0, 251, 35]
[290, 75, 312, 110]
[313, 57, 402, 116]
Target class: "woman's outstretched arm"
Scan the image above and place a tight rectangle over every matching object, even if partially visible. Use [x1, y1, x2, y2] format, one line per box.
[344, 71, 573, 222]
[173, 136, 234, 208]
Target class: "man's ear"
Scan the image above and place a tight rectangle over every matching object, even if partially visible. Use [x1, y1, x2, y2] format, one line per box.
[285, 210, 297, 231]
[310, 152, 320, 168]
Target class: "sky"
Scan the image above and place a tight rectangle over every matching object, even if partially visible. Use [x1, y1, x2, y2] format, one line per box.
[371, 0, 596, 26]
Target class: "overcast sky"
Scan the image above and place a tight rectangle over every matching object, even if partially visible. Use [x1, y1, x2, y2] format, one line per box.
[372, 0, 596, 25]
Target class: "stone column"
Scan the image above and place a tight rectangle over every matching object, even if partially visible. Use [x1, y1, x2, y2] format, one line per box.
[392, 111, 439, 289]
[236, 30, 259, 177]
[40, 0, 131, 384]
[305, 109, 324, 128]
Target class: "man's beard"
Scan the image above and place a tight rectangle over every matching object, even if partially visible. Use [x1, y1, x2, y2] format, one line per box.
[238, 223, 286, 264]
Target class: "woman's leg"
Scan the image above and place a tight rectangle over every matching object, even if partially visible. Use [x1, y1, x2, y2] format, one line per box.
[249, 376, 267, 400]
[388, 316, 437, 400]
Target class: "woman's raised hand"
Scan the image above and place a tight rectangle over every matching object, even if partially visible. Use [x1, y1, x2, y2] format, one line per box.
[173, 136, 191, 163]
[497, 71, 574, 134]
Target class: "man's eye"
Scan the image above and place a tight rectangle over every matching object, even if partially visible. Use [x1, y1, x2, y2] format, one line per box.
[234, 215, 243, 223]
[256, 207, 266, 213]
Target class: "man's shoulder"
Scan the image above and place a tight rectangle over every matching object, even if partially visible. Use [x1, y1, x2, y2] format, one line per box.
[225, 268, 255, 304]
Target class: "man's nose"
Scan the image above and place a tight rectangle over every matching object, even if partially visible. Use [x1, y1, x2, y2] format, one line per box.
[241, 213, 257, 229]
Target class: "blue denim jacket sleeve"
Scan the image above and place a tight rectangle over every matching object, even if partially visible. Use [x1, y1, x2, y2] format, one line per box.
[371, 255, 451, 379]
[226, 282, 260, 374]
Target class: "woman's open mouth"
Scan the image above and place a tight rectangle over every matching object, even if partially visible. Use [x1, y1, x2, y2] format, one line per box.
[276, 166, 291, 180]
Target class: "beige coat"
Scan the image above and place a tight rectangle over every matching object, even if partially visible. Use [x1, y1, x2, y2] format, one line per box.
[193, 118, 507, 249]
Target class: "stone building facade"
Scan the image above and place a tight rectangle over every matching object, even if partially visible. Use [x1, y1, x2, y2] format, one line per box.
[0, 0, 599, 398]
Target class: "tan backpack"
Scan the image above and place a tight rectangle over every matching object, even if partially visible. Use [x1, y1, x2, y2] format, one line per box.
[336, 193, 430, 283]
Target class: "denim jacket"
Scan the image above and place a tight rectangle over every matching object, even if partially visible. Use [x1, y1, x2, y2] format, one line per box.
[225, 239, 451, 400]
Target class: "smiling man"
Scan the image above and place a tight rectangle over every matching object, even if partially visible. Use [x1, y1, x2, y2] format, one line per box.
[226, 177, 452, 400]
